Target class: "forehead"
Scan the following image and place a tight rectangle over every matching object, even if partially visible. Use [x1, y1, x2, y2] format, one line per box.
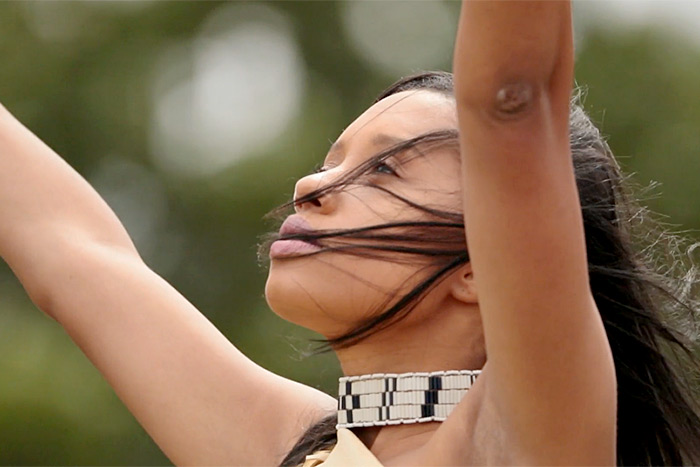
[335, 90, 456, 149]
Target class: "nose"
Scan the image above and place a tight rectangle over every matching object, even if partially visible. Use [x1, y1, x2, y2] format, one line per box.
[293, 171, 336, 214]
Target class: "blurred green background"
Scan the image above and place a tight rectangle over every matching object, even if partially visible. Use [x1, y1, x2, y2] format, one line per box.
[0, 1, 699, 464]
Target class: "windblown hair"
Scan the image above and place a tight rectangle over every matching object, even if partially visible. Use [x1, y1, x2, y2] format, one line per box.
[271, 71, 700, 466]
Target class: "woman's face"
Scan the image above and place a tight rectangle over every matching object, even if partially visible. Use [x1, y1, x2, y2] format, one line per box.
[265, 90, 461, 338]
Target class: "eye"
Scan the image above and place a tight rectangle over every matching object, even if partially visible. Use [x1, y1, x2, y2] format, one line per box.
[373, 161, 397, 176]
[313, 164, 329, 174]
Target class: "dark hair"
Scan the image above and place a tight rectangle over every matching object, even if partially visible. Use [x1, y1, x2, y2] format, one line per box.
[275, 71, 700, 466]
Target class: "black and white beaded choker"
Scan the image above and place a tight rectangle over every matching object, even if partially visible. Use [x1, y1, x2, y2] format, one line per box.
[337, 369, 481, 429]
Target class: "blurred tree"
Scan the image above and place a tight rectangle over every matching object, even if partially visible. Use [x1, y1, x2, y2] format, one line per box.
[0, 1, 698, 465]
[576, 28, 700, 228]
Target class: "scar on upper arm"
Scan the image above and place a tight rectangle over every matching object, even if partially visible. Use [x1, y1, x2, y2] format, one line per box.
[491, 81, 538, 121]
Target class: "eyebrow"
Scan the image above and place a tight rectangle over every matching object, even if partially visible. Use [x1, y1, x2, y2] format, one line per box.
[329, 133, 406, 155]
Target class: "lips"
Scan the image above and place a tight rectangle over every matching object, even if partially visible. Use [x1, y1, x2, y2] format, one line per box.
[278, 215, 315, 238]
[269, 215, 322, 258]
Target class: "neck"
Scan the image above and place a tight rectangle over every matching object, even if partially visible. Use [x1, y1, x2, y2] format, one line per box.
[333, 304, 485, 376]
[356, 421, 441, 464]
[330, 301, 485, 461]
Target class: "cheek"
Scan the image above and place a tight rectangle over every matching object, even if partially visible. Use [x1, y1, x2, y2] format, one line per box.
[265, 254, 426, 337]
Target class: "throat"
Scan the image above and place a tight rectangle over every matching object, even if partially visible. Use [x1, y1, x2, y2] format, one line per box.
[354, 422, 440, 464]
[336, 370, 480, 428]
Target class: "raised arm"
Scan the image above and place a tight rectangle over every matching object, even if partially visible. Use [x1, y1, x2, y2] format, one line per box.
[0, 104, 334, 465]
[453, 1, 616, 464]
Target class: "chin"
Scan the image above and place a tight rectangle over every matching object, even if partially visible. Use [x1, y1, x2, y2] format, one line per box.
[264, 260, 333, 332]
[264, 269, 302, 324]
[264, 253, 423, 337]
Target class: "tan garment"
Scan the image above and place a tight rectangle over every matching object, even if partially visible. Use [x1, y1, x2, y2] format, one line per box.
[301, 428, 383, 467]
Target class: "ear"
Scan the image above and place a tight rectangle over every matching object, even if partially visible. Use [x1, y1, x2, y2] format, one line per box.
[449, 262, 478, 305]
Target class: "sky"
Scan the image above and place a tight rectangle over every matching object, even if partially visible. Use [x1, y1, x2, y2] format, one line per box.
[581, 1, 700, 46]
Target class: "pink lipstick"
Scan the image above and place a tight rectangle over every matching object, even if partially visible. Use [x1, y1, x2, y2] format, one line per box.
[269, 215, 322, 259]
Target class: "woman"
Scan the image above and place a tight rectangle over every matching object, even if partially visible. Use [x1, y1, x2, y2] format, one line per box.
[1, 1, 699, 465]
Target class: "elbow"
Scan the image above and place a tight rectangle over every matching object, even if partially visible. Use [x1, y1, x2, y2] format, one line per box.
[487, 79, 544, 123]
[452, 2, 574, 123]
[19, 235, 142, 322]
[454, 73, 557, 126]
[453, 49, 574, 126]
[25, 284, 56, 321]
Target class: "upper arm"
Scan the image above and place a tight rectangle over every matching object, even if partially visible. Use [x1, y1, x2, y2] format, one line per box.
[0, 103, 334, 465]
[39, 240, 335, 466]
[453, 1, 616, 463]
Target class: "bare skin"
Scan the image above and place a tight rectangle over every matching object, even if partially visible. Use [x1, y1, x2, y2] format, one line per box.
[0, 1, 616, 465]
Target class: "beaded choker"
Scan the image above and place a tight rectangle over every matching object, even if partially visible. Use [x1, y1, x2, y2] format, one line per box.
[336, 369, 481, 429]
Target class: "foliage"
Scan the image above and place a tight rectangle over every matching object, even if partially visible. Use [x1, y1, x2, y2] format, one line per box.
[0, 2, 698, 464]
